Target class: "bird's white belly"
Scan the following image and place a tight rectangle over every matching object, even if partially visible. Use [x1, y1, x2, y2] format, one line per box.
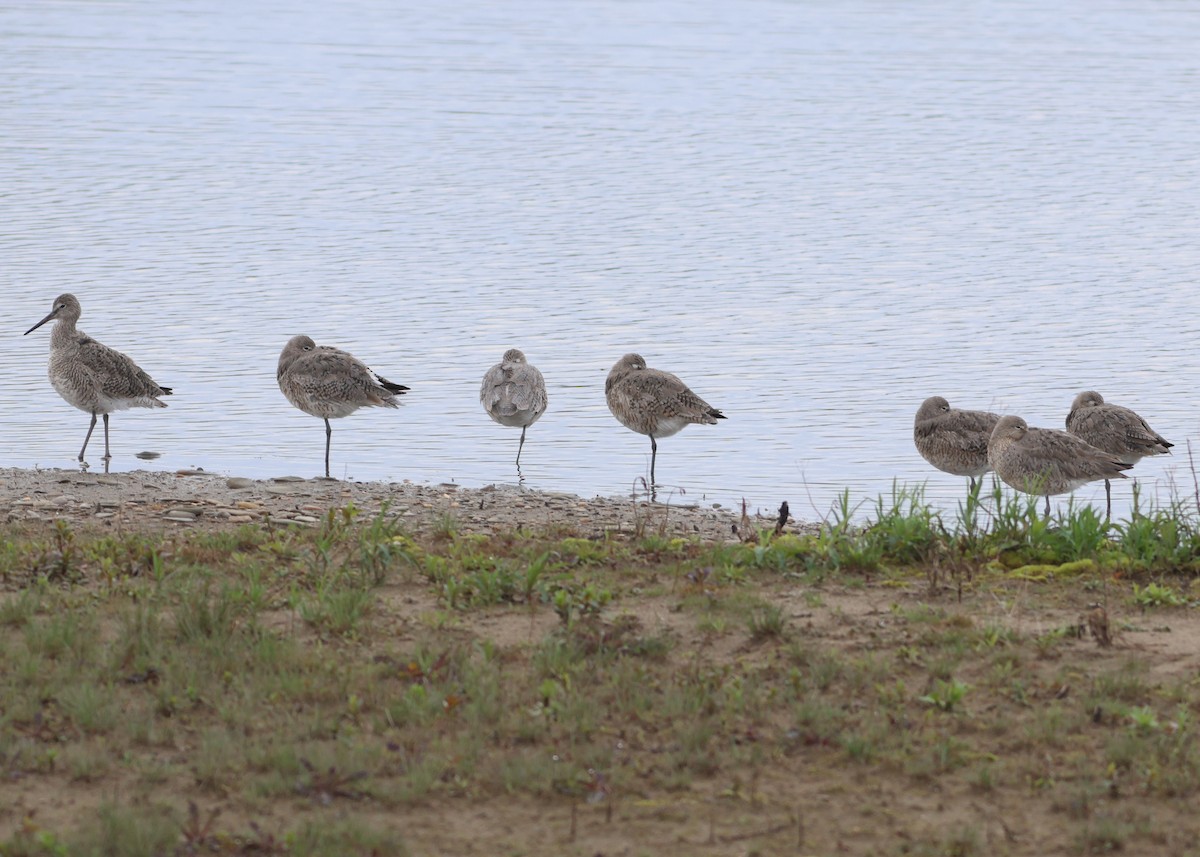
[492, 408, 538, 428]
[51, 374, 151, 414]
[653, 416, 691, 438]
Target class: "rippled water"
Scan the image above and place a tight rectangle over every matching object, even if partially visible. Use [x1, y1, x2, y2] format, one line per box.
[4, 0, 1199, 522]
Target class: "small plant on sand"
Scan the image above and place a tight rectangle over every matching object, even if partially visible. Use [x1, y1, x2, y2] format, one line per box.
[747, 603, 787, 640]
[868, 483, 942, 565]
[1127, 706, 1161, 734]
[1131, 581, 1186, 609]
[919, 679, 970, 712]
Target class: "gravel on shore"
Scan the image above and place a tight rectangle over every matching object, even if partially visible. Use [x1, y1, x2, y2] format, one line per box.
[0, 468, 808, 542]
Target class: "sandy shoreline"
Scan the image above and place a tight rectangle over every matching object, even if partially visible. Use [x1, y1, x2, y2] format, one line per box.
[0, 467, 804, 542]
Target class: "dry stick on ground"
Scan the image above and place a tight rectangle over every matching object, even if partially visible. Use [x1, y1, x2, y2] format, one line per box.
[714, 819, 795, 844]
[737, 498, 755, 542]
[295, 759, 368, 805]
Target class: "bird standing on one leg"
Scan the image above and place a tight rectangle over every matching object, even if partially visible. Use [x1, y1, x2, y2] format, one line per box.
[480, 348, 547, 474]
[988, 415, 1133, 516]
[913, 396, 1000, 492]
[604, 353, 726, 499]
[1065, 391, 1173, 519]
[277, 335, 409, 479]
[24, 293, 171, 473]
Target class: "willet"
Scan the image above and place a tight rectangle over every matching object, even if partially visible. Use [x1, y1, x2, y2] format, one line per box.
[987, 415, 1132, 515]
[24, 293, 172, 471]
[913, 396, 1000, 491]
[277, 335, 409, 479]
[480, 348, 547, 472]
[1065, 390, 1173, 518]
[605, 353, 726, 497]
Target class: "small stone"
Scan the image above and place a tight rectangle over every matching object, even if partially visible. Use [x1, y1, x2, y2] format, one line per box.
[226, 477, 254, 489]
[235, 501, 262, 510]
[164, 512, 196, 523]
[292, 514, 319, 524]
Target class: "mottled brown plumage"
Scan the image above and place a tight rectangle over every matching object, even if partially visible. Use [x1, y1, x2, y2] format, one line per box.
[480, 348, 548, 470]
[24, 293, 172, 469]
[988, 415, 1132, 515]
[913, 396, 1000, 490]
[277, 335, 409, 478]
[605, 353, 725, 494]
[1066, 391, 1172, 518]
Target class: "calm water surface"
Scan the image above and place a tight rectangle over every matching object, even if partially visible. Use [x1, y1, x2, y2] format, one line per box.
[3, 1, 1199, 522]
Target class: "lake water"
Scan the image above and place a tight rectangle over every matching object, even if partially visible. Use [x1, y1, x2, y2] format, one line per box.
[3, 0, 1199, 524]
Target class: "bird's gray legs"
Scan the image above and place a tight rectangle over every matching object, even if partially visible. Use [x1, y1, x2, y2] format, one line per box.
[1104, 478, 1112, 521]
[79, 413, 98, 463]
[1044, 495, 1050, 517]
[102, 414, 112, 473]
[649, 435, 658, 500]
[323, 418, 333, 479]
[516, 425, 528, 468]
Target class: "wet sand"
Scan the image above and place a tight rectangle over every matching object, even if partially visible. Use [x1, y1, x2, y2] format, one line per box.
[0, 468, 802, 542]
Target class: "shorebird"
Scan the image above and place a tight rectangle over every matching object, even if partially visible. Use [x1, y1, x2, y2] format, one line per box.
[1065, 391, 1173, 518]
[605, 353, 725, 497]
[913, 396, 1000, 491]
[277, 335, 409, 479]
[24, 293, 172, 471]
[987, 415, 1132, 515]
[480, 348, 547, 471]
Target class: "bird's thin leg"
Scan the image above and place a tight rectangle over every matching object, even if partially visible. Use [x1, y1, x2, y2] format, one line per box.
[324, 418, 332, 479]
[79, 413, 98, 463]
[102, 414, 111, 473]
[1105, 479, 1112, 521]
[649, 435, 658, 501]
[1044, 495, 1050, 517]
[516, 425, 527, 468]
[969, 476, 977, 493]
